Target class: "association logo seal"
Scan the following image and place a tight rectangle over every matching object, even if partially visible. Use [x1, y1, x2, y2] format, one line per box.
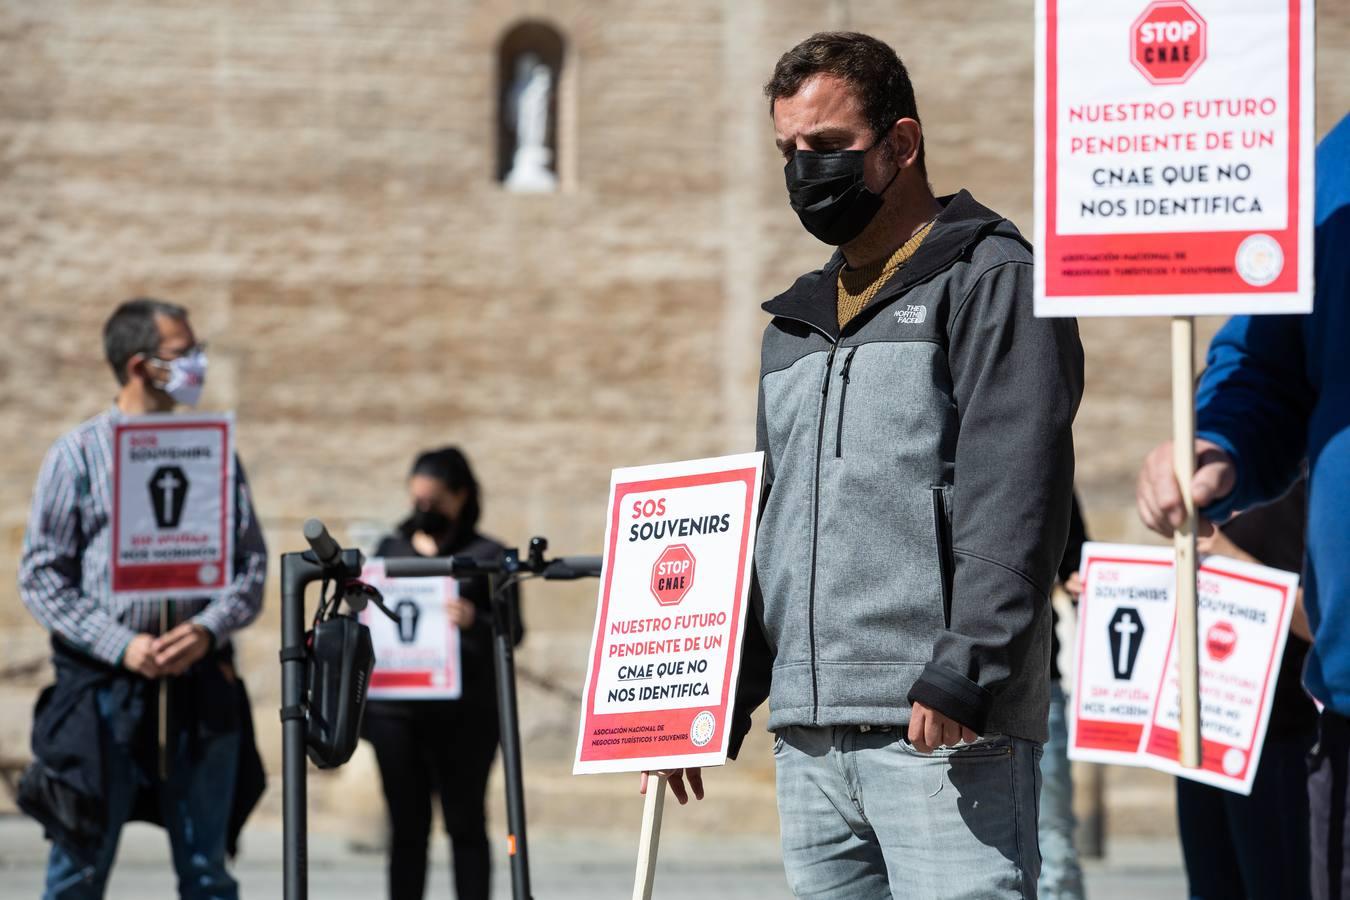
[1222, 747, 1246, 777]
[1235, 233, 1283, 287]
[690, 710, 716, 747]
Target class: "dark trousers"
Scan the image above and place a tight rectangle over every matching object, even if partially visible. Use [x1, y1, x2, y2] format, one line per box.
[364, 701, 500, 900]
[1176, 729, 1314, 899]
[1312, 711, 1350, 900]
[43, 685, 241, 899]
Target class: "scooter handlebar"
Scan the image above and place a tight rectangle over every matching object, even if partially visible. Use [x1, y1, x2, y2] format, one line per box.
[381, 557, 463, 578]
[543, 556, 603, 579]
[303, 518, 343, 569]
[381, 554, 602, 580]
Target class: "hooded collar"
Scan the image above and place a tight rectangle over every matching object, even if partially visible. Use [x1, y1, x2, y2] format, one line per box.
[762, 189, 1019, 340]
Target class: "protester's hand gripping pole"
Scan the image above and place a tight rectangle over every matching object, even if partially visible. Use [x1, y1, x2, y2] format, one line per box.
[1172, 316, 1202, 768]
[632, 772, 669, 900]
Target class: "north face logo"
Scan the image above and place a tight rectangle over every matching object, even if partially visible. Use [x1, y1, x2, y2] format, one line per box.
[894, 305, 927, 325]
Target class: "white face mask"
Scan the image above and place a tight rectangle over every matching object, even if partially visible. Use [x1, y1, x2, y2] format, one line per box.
[154, 349, 208, 408]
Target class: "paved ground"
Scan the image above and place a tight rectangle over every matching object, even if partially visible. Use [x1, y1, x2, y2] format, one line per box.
[0, 814, 1185, 898]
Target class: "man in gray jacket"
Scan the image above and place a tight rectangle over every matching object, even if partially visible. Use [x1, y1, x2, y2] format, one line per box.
[656, 33, 1083, 899]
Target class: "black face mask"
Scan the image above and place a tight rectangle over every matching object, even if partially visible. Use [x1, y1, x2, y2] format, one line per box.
[784, 139, 900, 245]
[408, 507, 454, 540]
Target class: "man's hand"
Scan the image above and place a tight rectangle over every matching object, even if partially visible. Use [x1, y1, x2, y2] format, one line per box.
[1137, 439, 1237, 537]
[153, 622, 212, 676]
[908, 701, 978, 753]
[448, 597, 476, 630]
[123, 633, 162, 679]
[638, 768, 704, 805]
[1063, 570, 1084, 600]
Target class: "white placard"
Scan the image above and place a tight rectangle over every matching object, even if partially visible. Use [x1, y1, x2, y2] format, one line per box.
[111, 413, 235, 601]
[1141, 554, 1299, 792]
[573, 452, 764, 776]
[360, 559, 462, 700]
[1069, 543, 1176, 761]
[1069, 542, 1299, 794]
[1034, 0, 1314, 317]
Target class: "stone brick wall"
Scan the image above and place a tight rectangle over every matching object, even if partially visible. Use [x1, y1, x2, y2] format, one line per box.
[1, 0, 1346, 842]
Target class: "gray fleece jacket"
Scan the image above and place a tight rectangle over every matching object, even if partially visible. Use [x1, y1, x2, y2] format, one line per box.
[730, 190, 1083, 751]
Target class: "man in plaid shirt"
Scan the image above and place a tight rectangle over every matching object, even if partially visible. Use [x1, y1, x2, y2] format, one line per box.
[19, 298, 266, 899]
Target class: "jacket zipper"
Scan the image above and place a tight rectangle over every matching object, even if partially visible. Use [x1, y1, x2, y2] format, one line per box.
[807, 344, 837, 723]
[834, 346, 858, 459]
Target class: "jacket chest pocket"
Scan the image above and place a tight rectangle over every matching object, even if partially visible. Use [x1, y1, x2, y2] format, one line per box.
[833, 346, 859, 458]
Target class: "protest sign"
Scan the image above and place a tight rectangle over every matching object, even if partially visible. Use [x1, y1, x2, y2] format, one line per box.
[573, 452, 763, 776]
[111, 413, 234, 600]
[1068, 542, 1299, 794]
[1035, 0, 1314, 317]
[1069, 544, 1176, 761]
[1142, 554, 1299, 793]
[1036, 0, 1314, 766]
[360, 560, 462, 700]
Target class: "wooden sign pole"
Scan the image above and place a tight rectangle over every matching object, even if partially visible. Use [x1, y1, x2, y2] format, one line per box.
[159, 600, 170, 779]
[1171, 316, 1202, 769]
[632, 773, 669, 900]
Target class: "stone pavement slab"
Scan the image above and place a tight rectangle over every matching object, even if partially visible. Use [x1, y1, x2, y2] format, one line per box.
[0, 815, 1184, 898]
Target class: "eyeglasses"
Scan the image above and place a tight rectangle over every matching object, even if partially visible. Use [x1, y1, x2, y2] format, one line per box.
[150, 341, 208, 364]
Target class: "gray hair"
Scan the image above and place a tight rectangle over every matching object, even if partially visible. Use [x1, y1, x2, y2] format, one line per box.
[103, 297, 189, 385]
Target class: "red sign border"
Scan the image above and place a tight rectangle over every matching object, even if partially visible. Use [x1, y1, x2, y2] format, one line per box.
[577, 467, 758, 764]
[1071, 549, 1297, 785]
[1142, 564, 1294, 781]
[111, 419, 232, 595]
[1072, 554, 1174, 753]
[1042, 0, 1305, 305]
[365, 571, 463, 698]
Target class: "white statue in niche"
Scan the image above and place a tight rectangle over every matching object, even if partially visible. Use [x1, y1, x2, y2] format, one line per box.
[504, 52, 558, 192]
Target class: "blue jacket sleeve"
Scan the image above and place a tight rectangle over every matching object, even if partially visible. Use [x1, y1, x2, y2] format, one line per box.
[1195, 315, 1313, 521]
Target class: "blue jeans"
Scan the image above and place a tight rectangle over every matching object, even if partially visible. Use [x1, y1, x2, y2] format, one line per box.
[1037, 682, 1085, 899]
[43, 685, 240, 899]
[774, 724, 1042, 899]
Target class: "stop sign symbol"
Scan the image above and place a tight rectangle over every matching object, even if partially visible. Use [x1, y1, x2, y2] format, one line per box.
[1131, 0, 1206, 85]
[651, 544, 695, 606]
[1206, 621, 1238, 662]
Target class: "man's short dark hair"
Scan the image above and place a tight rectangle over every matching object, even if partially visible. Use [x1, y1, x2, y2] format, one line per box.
[103, 298, 188, 385]
[765, 32, 925, 175]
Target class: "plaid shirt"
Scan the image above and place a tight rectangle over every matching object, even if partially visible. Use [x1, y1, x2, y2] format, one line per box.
[18, 407, 267, 665]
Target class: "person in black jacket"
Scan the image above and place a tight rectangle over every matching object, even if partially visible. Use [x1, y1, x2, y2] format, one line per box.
[361, 447, 523, 900]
